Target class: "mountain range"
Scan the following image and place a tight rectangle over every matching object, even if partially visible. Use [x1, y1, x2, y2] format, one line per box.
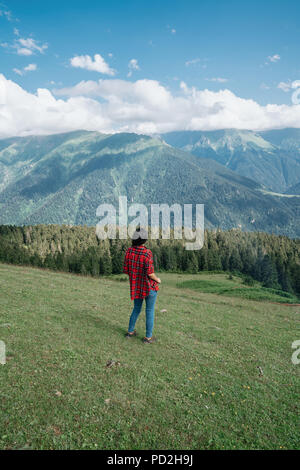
[1, 129, 300, 237]
[162, 128, 300, 194]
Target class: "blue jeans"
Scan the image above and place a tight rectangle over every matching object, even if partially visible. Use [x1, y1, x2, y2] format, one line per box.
[128, 289, 157, 338]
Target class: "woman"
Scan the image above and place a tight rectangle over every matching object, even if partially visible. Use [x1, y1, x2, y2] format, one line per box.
[123, 228, 161, 343]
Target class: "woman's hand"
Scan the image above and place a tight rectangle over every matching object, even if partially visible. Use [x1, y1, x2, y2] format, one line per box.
[149, 272, 161, 284]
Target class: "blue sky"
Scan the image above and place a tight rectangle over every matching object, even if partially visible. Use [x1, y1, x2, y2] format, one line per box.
[1, 0, 300, 137]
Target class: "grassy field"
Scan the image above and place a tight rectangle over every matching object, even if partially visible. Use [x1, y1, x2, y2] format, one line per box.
[0, 263, 299, 450]
[177, 274, 300, 303]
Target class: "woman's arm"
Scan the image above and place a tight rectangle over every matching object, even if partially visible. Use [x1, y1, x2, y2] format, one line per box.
[148, 272, 161, 284]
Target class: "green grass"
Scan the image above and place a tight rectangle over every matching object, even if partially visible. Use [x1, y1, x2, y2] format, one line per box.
[0, 264, 299, 450]
[177, 275, 300, 303]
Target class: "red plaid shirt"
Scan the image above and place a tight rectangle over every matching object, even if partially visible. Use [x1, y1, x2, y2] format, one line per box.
[123, 246, 159, 299]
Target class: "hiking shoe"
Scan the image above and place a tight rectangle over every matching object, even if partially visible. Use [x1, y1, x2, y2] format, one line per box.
[125, 330, 137, 338]
[143, 336, 157, 344]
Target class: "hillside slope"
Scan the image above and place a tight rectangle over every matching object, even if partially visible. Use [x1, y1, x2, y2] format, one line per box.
[162, 129, 300, 193]
[285, 181, 300, 195]
[1, 131, 300, 236]
[0, 264, 299, 450]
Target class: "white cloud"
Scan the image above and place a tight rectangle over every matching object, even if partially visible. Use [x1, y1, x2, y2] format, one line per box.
[278, 81, 292, 92]
[13, 68, 23, 76]
[269, 54, 280, 62]
[13, 63, 37, 76]
[1, 36, 48, 56]
[127, 59, 140, 77]
[278, 80, 300, 92]
[17, 47, 33, 56]
[17, 38, 47, 54]
[260, 83, 270, 90]
[205, 77, 228, 83]
[166, 25, 176, 35]
[0, 8, 12, 21]
[1, 74, 300, 139]
[70, 54, 115, 75]
[277, 80, 300, 105]
[186, 58, 208, 69]
[0, 74, 110, 138]
[24, 63, 37, 72]
[265, 54, 280, 64]
[185, 58, 201, 67]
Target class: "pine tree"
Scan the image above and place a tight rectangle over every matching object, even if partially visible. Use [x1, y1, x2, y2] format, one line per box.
[100, 250, 112, 275]
[184, 251, 198, 273]
[260, 255, 279, 289]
